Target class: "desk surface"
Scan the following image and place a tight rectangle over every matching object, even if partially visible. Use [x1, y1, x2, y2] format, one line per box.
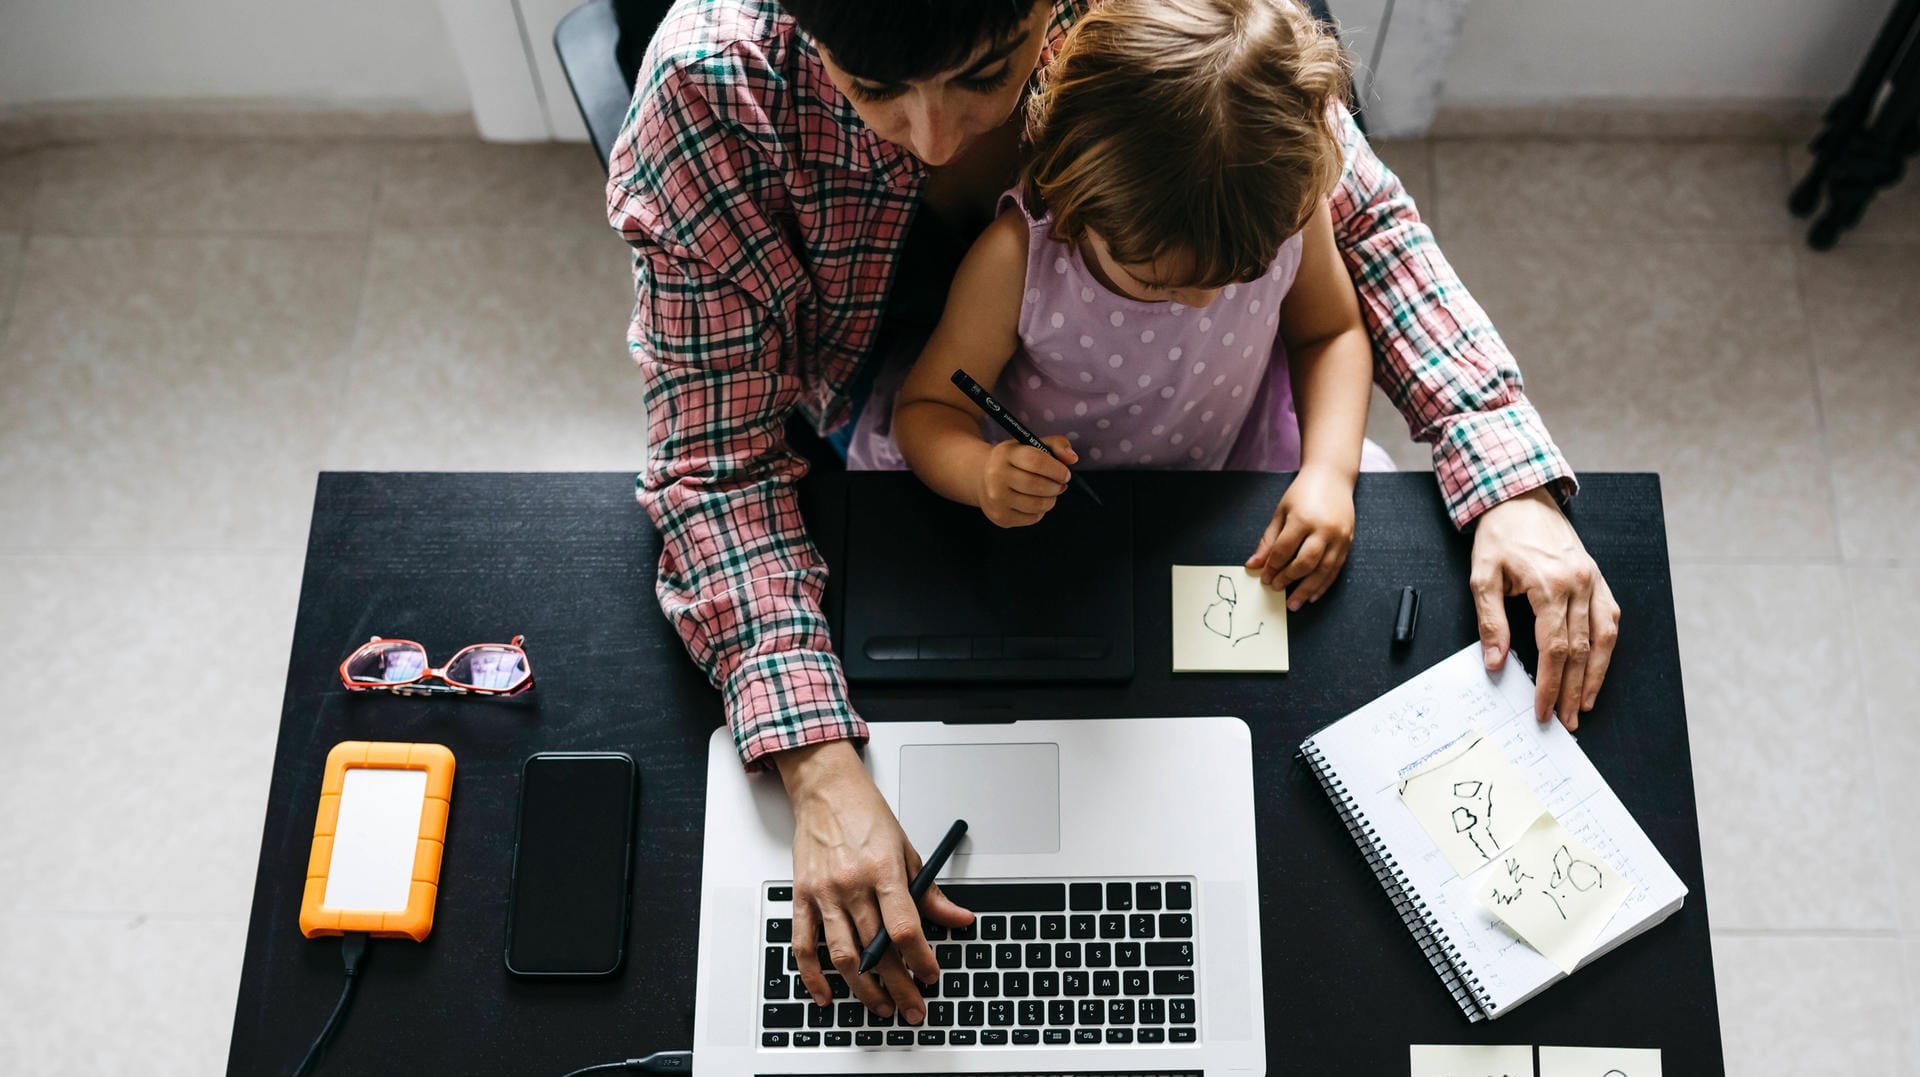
[227, 471, 1723, 1075]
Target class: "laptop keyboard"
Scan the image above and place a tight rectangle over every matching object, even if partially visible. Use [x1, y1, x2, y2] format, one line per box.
[759, 879, 1199, 1051]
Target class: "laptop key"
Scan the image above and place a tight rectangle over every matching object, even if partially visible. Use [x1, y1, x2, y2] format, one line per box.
[1064, 970, 1090, 995]
[1041, 914, 1067, 939]
[1109, 998, 1135, 1024]
[918, 974, 939, 998]
[960, 1001, 985, 1026]
[766, 919, 792, 943]
[1087, 943, 1112, 967]
[1034, 971, 1060, 996]
[1025, 943, 1051, 968]
[1140, 998, 1165, 1023]
[1011, 915, 1037, 940]
[936, 943, 963, 969]
[926, 1001, 953, 1027]
[1100, 914, 1126, 939]
[792, 1032, 820, 1047]
[1045, 1028, 1072, 1044]
[1168, 881, 1194, 909]
[1136, 881, 1162, 910]
[972, 972, 1000, 997]
[988, 1000, 1014, 1026]
[768, 885, 793, 902]
[808, 1003, 834, 1028]
[1160, 912, 1194, 938]
[1049, 1000, 1075, 1026]
[1155, 969, 1197, 995]
[965, 944, 992, 969]
[825, 1031, 851, 1047]
[1130, 913, 1156, 939]
[948, 1030, 977, 1045]
[886, 1030, 914, 1046]
[761, 1032, 788, 1048]
[1075, 1028, 1102, 1044]
[980, 1029, 1008, 1045]
[950, 920, 977, 941]
[1106, 1028, 1134, 1044]
[763, 1004, 804, 1028]
[943, 972, 969, 997]
[855, 1031, 883, 1046]
[792, 979, 810, 1000]
[1146, 941, 1194, 966]
[995, 943, 1022, 967]
[1070, 915, 1096, 939]
[1078, 999, 1104, 1024]
[1003, 972, 1029, 997]
[867, 1009, 894, 1027]
[923, 922, 948, 942]
[1124, 970, 1150, 996]
[765, 975, 789, 1000]
[1056, 942, 1082, 967]
[980, 915, 1008, 941]
[939, 882, 1068, 912]
[1171, 1026, 1198, 1043]
[1106, 882, 1133, 910]
[1013, 1028, 1040, 1045]
[1138, 1026, 1166, 1043]
[1094, 970, 1120, 996]
[836, 1002, 865, 1027]
[1170, 998, 1196, 1023]
[824, 974, 849, 1000]
[1116, 942, 1141, 967]
[1018, 1000, 1044, 1025]
[917, 1030, 944, 1046]
[766, 947, 784, 978]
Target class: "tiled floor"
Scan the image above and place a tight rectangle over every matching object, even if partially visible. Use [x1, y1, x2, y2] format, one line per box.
[0, 132, 1915, 1074]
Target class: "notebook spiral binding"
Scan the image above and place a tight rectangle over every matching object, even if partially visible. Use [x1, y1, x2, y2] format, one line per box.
[1300, 742, 1496, 1022]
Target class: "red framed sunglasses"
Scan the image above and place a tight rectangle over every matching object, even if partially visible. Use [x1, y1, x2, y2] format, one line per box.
[338, 635, 533, 696]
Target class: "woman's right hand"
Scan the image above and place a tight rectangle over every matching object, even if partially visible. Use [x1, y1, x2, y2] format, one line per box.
[977, 436, 1077, 528]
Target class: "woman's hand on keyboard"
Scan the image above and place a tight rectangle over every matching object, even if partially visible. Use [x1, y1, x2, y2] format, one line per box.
[778, 740, 976, 1022]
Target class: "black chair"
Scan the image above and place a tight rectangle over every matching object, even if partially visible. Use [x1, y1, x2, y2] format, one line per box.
[1790, 0, 1920, 249]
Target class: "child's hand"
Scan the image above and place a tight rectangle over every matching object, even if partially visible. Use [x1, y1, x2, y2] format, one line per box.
[977, 436, 1078, 528]
[1245, 465, 1356, 610]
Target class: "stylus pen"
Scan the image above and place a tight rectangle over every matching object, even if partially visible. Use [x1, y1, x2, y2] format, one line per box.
[949, 369, 1104, 507]
[857, 818, 969, 974]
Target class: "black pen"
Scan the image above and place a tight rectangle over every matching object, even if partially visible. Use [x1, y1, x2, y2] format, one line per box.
[949, 369, 1104, 507]
[857, 818, 969, 974]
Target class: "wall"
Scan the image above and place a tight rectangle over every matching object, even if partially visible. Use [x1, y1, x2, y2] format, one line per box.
[1439, 0, 1885, 104]
[0, 0, 469, 111]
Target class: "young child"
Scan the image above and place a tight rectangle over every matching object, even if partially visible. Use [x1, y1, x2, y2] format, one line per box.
[854, 0, 1391, 608]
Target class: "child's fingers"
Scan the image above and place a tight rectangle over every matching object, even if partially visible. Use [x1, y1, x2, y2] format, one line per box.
[1259, 516, 1311, 589]
[1011, 445, 1072, 486]
[1289, 546, 1349, 610]
[1245, 519, 1281, 570]
[1038, 434, 1079, 465]
[1004, 470, 1068, 498]
[1272, 535, 1327, 590]
[1000, 490, 1059, 517]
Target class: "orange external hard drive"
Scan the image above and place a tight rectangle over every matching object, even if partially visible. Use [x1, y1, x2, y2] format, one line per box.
[299, 741, 454, 942]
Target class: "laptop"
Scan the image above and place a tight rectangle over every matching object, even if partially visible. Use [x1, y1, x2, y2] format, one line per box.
[829, 475, 1135, 684]
[693, 716, 1266, 1075]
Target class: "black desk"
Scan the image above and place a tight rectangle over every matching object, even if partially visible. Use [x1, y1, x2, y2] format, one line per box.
[227, 472, 1723, 1075]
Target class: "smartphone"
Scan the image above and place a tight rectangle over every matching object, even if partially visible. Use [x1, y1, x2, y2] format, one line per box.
[504, 752, 637, 977]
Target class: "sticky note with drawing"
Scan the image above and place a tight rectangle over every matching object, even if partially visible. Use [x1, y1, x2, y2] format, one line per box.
[1170, 565, 1288, 672]
[1538, 1045, 1662, 1076]
[1407, 1043, 1534, 1077]
[1474, 814, 1633, 974]
[1398, 732, 1549, 876]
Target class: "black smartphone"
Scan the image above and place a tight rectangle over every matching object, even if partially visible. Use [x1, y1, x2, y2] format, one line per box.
[504, 752, 637, 977]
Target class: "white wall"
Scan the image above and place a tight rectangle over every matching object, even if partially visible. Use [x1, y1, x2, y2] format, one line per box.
[0, 0, 469, 111]
[1440, 0, 1885, 103]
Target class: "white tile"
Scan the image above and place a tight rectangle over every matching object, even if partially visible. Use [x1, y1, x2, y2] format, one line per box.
[0, 235, 362, 552]
[1713, 934, 1913, 1077]
[322, 230, 646, 471]
[1674, 564, 1897, 931]
[377, 140, 610, 236]
[0, 151, 39, 231]
[31, 140, 383, 235]
[1844, 565, 1920, 933]
[0, 553, 300, 918]
[0, 916, 245, 1076]
[1369, 139, 1437, 231]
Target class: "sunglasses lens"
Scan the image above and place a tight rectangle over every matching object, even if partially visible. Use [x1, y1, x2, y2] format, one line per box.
[345, 641, 429, 684]
[444, 646, 529, 692]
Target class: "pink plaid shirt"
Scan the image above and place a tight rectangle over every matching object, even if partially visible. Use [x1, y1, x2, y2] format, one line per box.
[608, 0, 1574, 768]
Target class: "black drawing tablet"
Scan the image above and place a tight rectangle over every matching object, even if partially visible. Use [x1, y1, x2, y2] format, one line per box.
[835, 474, 1135, 684]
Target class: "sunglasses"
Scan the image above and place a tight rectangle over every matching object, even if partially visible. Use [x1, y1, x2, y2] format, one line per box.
[338, 635, 533, 696]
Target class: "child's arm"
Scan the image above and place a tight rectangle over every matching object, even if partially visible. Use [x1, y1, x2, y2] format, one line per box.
[894, 208, 1080, 528]
[1247, 201, 1374, 607]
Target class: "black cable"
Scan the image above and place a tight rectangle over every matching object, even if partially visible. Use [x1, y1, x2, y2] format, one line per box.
[290, 932, 370, 1077]
[558, 1050, 693, 1076]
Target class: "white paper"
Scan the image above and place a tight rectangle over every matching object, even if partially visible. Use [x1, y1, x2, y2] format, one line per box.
[1409, 1043, 1535, 1076]
[1399, 733, 1549, 876]
[1171, 565, 1288, 672]
[1474, 814, 1633, 975]
[323, 767, 428, 912]
[1538, 1045, 1662, 1076]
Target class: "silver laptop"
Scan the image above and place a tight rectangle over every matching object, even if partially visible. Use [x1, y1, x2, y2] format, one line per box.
[693, 716, 1266, 1075]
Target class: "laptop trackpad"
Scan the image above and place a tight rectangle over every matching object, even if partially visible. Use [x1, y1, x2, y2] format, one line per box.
[897, 743, 1061, 855]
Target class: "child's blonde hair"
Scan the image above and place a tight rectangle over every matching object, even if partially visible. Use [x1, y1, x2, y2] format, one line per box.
[1022, 0, 1350, 288]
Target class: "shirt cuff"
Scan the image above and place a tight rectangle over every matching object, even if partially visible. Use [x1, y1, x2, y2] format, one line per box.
[1430, 400, 1580, 529]
[723, 648, 868, 770]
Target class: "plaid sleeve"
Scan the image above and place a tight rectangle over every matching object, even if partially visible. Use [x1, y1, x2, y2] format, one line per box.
[1327, 107, 1577, 528]
[608, 50, 866, 770]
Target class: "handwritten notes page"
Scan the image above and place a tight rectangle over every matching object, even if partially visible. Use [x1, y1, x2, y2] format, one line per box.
[1409, 1044, 1534, 1076]
[1474, 815, 1633, 973]
[1538, 1046, 1662, 1076]
[1171, 565, 1288, 672]
[1399, 734, 1550, 876]
[1301, 643, 1687, 1017]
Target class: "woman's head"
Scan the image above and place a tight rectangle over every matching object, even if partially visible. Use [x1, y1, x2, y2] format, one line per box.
[1023, 0, 1350, 305]
[783, 0, 1050, 166]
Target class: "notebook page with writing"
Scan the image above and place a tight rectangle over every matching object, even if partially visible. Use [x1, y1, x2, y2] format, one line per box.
[1302, 642, 1687, 1019]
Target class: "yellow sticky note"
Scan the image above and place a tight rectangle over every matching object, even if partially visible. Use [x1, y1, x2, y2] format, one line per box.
[1171, 565, 1288, 672]
[1539, 1045, 1661, 1076]
[1399, 734, 1548, 876]
[1474, 815, 1633, 974]
[1408, 1044, 1534, 1077]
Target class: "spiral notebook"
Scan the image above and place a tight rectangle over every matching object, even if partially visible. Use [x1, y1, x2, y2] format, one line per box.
[1300, 642, 1687, 1021]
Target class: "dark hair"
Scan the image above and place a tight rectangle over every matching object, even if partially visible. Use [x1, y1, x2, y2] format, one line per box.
[1023, 0, 1349, 288]
[780, 0, 1037, 84]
